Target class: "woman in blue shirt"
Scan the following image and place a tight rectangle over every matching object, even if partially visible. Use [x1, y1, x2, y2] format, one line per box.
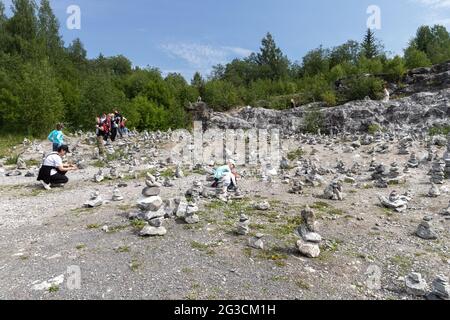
[48, 123, 65, 152]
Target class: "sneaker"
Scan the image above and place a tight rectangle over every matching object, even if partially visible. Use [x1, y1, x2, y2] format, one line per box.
[40, 180, 51, 190]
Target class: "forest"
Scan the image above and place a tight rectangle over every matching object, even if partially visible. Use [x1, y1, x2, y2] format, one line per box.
[1, 0, 450, 136]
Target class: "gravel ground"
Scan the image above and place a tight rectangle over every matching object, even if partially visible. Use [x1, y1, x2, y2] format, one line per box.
[0, 137, 449, 300]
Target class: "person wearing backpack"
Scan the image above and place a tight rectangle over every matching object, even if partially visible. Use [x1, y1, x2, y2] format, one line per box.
[47, 123, 65, 152]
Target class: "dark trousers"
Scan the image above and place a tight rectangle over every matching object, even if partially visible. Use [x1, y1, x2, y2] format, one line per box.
[52, 143, 61, 152]
[49, 172, 69, 185]
[111, 128, 118, 142]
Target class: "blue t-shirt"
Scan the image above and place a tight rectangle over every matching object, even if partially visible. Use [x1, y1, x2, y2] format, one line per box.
[214, 165, 231, 179]
[48, 130, 64, 145]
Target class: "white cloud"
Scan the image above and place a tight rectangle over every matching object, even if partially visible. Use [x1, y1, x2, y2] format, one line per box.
[413, 0, 450, 27]
[415, 0, 450, 8]
[160, 43, 253, 75]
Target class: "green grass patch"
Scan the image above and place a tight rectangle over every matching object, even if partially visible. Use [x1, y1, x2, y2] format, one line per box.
[295, 279, 311, 290]
[5, 154, 19, 165]
[25, 159, 40, 167]
[130, 219, 146, 231]
[390, 254, 413, 274]
[76, 244, 86, 250]
[48, 284, 59, 293]
[129, 259, 141, 272]
[429, 125, 450, 136]
[87, 224, 100, 229]
[190, 241, 216, 255]
[287, 148, 305, 161]
[116, 246, 130, 253]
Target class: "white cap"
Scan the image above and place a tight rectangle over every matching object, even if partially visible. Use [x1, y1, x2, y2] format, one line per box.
[228, 159, 236, 166]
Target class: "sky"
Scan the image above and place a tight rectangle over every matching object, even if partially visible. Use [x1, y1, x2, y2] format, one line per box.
[2, 0, 450, 80]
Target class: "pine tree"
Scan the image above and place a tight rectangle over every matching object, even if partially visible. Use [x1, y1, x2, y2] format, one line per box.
[67, 38, 87, 64]
[7, 0, 38, 41]
[191, 72, 205, 97]
[6, 0, 39, 58]
[362, 29, 380, 59]
[255, 32, 290, 80]
[0, 1, 6, 25]
[0, 1, 7, 50]
[38, 0, 63, 57]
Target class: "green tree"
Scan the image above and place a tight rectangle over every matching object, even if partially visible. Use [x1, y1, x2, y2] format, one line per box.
[404, 47, 432, 69]
[37, 0, 62, 58]
[254, 32, 290, 80]
[302, 46, 330, 76]
[6, 0, 39, 58]
[191, 71, 205, 96]
[383, 56, 406, 82]
[330, 40, 360, 67]
[17, 60, 64, 136]
[408, 25, 450, 64]
[361, 29, 382, 59]
[204, 80, 240, 111]
[67, 38, 87, 65]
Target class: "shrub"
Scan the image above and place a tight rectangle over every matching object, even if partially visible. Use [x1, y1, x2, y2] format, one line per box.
[343, 76, 384, 101]
[304, 110, 324, 134]
[321, 90, 337, 107]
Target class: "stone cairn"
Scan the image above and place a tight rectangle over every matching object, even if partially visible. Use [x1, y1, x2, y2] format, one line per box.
[134, 173, 166, 236]
[429, 275, 450, 300]
[415, 216, 438, 240]
[16, 156, 27, 170]
[444, 136, 450, 178]
[84, 191, 103, 208]
[236, 214, 250, 235]
[112, 186, 124, 201]
[398, 138, 410, 155]
[426, 143, 435, 162]
[296, 206, 322, 258]
[93, 169, 105, 183]
[388, 162, 405, 184]
[405, 272, 429, 297]
[407, 153, 419, 168]
[322, 178, 345, 201]
[288, 179, 304, 194]
[379, 190, 410, 213]
[372, 164, 389, 188]
[428, 183, 441, 198]
[172, 196, 200, 225]
[248, 233, 264, 250]
[430, 159, 445, 184]
[441, 201, 450, 216]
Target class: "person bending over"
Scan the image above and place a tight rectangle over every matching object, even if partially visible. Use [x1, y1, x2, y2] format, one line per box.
[37, 145, 77, 190]
[212, 159, 239, 192]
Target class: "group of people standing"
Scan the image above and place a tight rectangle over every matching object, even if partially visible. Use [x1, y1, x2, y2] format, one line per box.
[96, 110, 128, 144]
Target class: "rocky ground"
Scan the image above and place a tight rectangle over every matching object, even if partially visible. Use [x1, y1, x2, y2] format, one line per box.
[0, 130, 449, 300]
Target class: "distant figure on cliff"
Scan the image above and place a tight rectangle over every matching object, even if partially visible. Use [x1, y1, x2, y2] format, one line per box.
[383, 85, 390, 102]
[290, 99, 297, 108]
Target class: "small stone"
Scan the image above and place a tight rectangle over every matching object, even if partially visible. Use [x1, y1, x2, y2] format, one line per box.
[139, 226, 167, 236]
[416, 218, 438, 240]
[254, 201, 270, 211]
[137, 196, 163, 211]
[431, 275, 450, 300]
[296, 240, 320, 258]
[248, 234, 264, 250]
[405, 272, 428, 296]
[142, 187, 161, 197]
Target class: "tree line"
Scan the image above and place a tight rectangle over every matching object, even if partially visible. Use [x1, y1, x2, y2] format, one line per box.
[1, 0, 450, 136]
